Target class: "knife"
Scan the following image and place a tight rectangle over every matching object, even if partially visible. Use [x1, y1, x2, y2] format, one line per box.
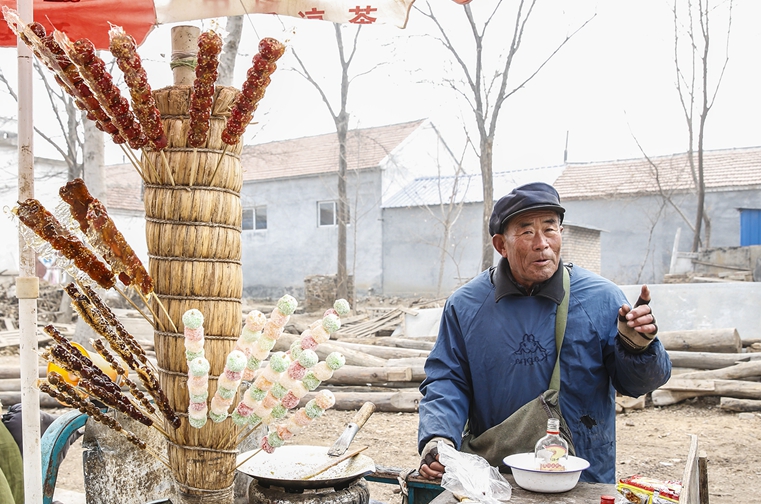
[326, 401, 375, 457]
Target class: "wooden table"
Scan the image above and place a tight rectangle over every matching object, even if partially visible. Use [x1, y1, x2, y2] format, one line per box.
[429, 478, 616, 504]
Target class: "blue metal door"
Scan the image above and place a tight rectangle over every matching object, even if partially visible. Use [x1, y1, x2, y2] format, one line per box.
[741, 209, 761, 246]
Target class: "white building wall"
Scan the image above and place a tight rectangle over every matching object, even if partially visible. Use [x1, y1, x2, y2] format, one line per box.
[562, 187, 761, 284]
[240, 168, 383, 298]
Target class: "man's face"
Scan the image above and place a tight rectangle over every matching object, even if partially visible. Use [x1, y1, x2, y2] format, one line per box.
[494, 209, 563, 291]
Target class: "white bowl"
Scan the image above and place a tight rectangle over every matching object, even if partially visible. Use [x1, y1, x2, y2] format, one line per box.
[503, 453, 590, 493]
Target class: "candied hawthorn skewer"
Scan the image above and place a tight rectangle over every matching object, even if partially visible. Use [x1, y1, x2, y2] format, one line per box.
[45, 326, 123, 400]
[59, 178, 153, 295]
[210, 37, 284, 186]
[13, 199, 115, 290]
[188, 30, 223, 149]
[186, 29, 223, 187]
[0, 10, 125, 146]
[44, 326, 153, 427]
[59, 178, 175, 332]
[54, 30, 148, 151]
[109, 25, 167, 151]
[221, 37, 284, 147]
[109, 24, 170, 184]
[39, 376, 171, 469]
[92, 338, 157, 416]
[65, 283, 181, 429]
[81, 284, 151, 368]
[87, 197, 153, 296]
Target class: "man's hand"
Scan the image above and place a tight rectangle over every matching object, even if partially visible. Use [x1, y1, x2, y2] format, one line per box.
[419, 437, 452, 480]
[619, 285, 658, 334]
[617, 285, 658, 353]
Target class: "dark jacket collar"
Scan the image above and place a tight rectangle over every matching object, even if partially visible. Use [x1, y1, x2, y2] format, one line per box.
[491, 256, 566, 305]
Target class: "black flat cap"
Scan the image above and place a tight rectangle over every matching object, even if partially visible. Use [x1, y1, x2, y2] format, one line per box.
[489, 182, 565, 236]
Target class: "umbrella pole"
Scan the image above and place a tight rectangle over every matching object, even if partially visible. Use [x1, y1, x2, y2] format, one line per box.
[17, 1, 43, 503]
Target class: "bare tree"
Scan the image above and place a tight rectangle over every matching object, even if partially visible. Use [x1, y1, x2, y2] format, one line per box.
[0, 62, 83, 180]
[426, 124, 471, 296]
[291, 24, 380, 300]
[418, 1, 593, 271]
[673, 0, 733, 252]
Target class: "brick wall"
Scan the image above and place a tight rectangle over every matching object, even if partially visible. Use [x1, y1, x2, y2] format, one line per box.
[562, 225, 601, 274]
[303, 274, 355, 313]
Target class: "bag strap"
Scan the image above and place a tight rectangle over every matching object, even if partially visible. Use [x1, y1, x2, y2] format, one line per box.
[549, 266, 570, 391]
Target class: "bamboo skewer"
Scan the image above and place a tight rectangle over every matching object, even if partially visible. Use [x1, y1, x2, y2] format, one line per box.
[222, 419, 240, 445]
[207, 144, 229, 187]
[159, 151, 175, 186]
[234, 448, 262, 471]
[301, 446, 370, 480]
[187, 148, 198, 187]
[237, 421, 263, 443]
[119, 144, 146, 182]
[141, 149, 161, 184]
[151, 292, 178, 333]
[142, 444, 173, 472]
[113, 285, 154, 327]
[135, 288, 166, 332]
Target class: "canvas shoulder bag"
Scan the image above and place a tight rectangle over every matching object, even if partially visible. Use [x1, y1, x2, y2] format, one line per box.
[460, 266, 576, 468]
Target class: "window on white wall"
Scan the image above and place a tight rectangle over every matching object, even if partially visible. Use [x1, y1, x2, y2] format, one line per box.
[243, 206, 267, 230]
[242, 208, 254, 230]
[255, 206, 267, 230]
[318, 201, 337, 227]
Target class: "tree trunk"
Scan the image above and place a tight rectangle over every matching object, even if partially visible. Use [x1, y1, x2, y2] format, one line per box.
[300, 389, 423, 412]
[719, 397, 761, 412]
[217, 16, 243, 86]
[670, 361, 761, 381]
[652, 379, 761, 406]
[335, 24, 350, 301]
[479, 136, 495, 271]
[658, 328, 741, 353]
[336, 113, 349, 301]
[667, 350, 761, 370]
[329, 366, 413, 385]
[83, 112, 106, 204]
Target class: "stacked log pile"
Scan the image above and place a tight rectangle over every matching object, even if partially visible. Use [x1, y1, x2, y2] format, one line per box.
[10, 307, 761, 415]
[652, 328, 761, 412]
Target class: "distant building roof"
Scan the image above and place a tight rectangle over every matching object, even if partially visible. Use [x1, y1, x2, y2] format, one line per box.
[106, 163, 143, 212]
[239, 120, 426, 182]
[383, 165, 565, 208]
[555, 146, 761, 200]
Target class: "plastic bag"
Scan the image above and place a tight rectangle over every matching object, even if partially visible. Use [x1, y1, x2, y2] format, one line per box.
[438, 440, 512, 504]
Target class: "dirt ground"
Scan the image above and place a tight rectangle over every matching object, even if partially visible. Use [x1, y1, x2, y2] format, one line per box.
[44, 397, 759, 504]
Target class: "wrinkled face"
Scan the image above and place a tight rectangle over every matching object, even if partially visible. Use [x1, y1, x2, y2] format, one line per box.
[493, 210, 563, 291]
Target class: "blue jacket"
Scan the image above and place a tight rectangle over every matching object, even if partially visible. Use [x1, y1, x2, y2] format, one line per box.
[418, 260, 672, 483]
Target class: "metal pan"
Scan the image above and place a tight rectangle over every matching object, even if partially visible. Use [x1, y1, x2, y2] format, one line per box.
[236, 445, 376, 490]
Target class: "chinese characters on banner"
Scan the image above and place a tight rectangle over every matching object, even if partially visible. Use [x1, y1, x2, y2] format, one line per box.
[299, 5, 378, 24]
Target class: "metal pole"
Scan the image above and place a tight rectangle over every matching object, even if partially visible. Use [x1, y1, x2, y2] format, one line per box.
[17, 0, 43, 503]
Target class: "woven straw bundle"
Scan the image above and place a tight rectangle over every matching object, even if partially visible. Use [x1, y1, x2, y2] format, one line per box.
[145, 84, 244, 501]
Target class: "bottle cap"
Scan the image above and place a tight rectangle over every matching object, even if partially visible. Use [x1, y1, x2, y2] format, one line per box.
[600, 495, 616, 504]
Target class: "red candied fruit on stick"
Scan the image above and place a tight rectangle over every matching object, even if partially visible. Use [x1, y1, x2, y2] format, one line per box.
[258, 37, 285, 61]
[220, 38, 284, 146]
[188, 30, 223, 148]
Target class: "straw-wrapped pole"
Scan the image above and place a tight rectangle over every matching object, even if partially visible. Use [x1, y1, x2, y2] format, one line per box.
[145, 26, 243, 504]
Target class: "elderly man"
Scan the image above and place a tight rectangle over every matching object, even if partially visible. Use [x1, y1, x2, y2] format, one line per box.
[417, 182, 671, 484]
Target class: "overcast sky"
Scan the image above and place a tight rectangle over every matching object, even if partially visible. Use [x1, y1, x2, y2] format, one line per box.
[0, 0, 759, 172]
